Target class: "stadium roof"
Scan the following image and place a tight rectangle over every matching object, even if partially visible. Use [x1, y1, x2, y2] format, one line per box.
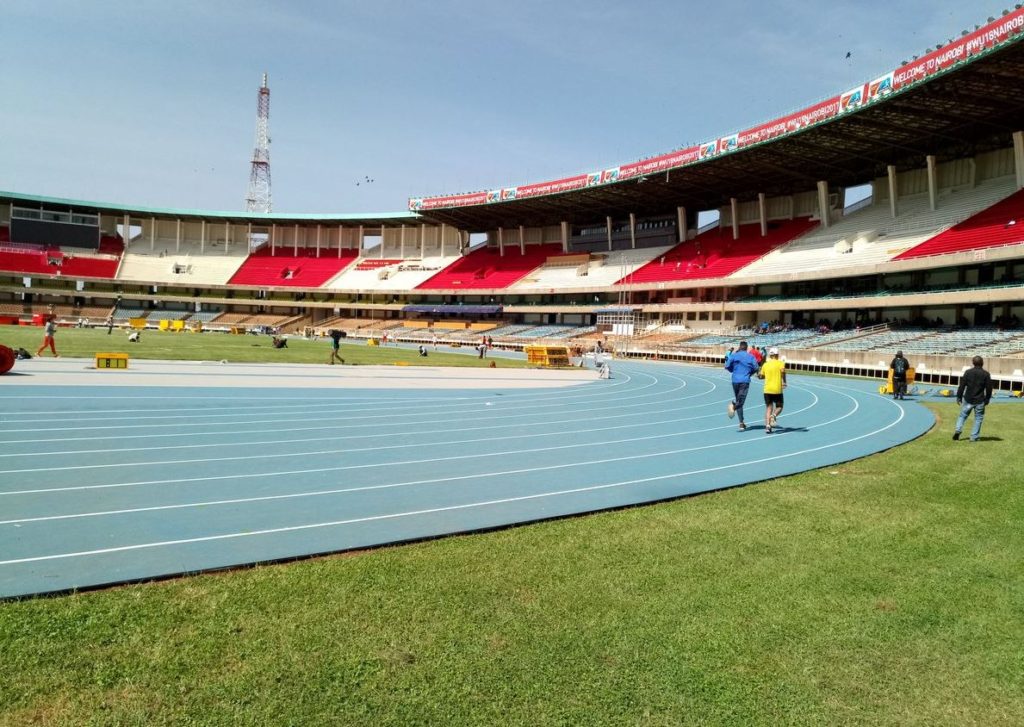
[415, 19, 1024, 231]
[0, 190, 420, 227]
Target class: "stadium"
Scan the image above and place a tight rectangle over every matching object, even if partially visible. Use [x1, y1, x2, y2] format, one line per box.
[2, 5, 1024, 725]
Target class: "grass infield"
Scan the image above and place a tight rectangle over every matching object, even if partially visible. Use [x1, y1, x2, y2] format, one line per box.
[0, 324, 530, 368]
[1, 365, 1021, 723]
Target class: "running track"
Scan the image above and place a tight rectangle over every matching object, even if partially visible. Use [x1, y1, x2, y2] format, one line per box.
[0, 358, 934, 598]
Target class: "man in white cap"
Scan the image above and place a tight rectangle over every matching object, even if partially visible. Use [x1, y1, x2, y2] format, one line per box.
[759, 347, 786, 434]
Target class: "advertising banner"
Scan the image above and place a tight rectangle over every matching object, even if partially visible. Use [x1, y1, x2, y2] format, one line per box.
[516, 175, 588, 199]
[893, 8, 1024, 90]
[736, 96, 841, 148]
[618, 146, 700, 180]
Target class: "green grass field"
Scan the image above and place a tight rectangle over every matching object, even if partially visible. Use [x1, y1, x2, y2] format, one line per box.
[1, 343, 1022, 725]
[0, 324, 529, 368]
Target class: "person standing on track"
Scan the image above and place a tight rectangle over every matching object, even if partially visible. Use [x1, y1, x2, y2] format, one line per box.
[759, 347, 786, 434]
[724, 340, 759, 431]
[327, 329, 345, 365]
[953, 356, 993, 442]
[35, 306, 60, 358]
[890, 349, 910, 400]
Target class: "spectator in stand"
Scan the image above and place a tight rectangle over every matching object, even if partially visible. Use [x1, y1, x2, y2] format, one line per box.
[953, 356, 993, 442]
[890, 350, 910, 400]
[749, 345, 763, 366]
[724, 341, 760, 432]
[35, 306, 59, 358]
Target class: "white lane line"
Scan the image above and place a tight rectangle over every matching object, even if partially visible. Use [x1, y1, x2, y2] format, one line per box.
[0, 369, 663, 434]
[0, 401, 905, 566]
[0, 389, 830, 503]
[0, 366, 699, 448]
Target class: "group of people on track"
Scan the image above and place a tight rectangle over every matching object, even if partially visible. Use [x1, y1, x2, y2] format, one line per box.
[724, 341, 786, 433]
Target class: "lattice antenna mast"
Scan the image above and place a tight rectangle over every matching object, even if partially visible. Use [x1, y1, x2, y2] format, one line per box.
[245, 73, 272, 213]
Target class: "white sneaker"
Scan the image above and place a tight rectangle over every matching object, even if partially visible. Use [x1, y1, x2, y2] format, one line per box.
[727, 402, 736, 419]
[769, 413, 777, 428]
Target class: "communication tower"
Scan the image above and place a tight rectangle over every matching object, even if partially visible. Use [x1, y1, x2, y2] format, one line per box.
[245, 73, 272, 213]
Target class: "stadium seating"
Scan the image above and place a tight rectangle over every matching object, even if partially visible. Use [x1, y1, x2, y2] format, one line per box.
[417, 244, 565, 289]
[228, 246, 359, 287]
[618, 218, 816, 284]
[0, 247, 119, 279]
[325, 255, 456, 291]
[744, 176, 1018, 278]
[896, 187, 1024, 260]
[513, 246, 672, 290]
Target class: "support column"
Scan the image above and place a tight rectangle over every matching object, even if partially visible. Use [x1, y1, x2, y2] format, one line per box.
[1014, 131, 1024, 190]
[150, 217, 156, 251]
[676, 206, 687, 243]
[245, 222, 252, 256]
[224, 221, 230, 254]
[606, 216, 613, 251]
[498, 226, 504, 256]
[420, 223, 426, 258]
[176, 219, 182, 254]
[926, 154, 937, 212]
[560, 221, 569, 253]
[518, 225, 525, 255]
[380, 226, 385, 259]
[316, 224, 321, 257]
[338, 225, 344, 258]
[271, 224, 276, 254]
[400, 224, 406, 258]
[730, 197, 739, 240]
[758, 193, 767, 236]
[629, 213, 636, 249]
[887, 165, 898, 219]
[123, 214, 130, 248]
[293, 223, 299, 255]
[816, 181, 831, 229]
[358, 225, 364, 256]
[200, 219, 206, 254]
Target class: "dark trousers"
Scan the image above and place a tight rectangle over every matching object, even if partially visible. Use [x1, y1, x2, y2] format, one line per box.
[732, 382, 750, 423]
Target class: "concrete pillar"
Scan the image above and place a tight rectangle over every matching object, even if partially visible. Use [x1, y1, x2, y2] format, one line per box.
[439, 223, 446, 256]
[380, 226, 386, 259]
[629, 213, 637, 249]
[816, 181, 830, 229]
[518, 225, 525, 255]
[358, 224, 364, 256]
[420, 223, 426, 258]
[225, 221, 230, 254]
[176, 219, 181, 254]
[338, 225, 343, 258]
[926, 155, 937, 212]
[150, 217, 156, 251]
[606, 216, 613, 251]
[730, 197, 739, 240]
[560, 221, 569, 253]
[676, 206, 686, 243]
[887, 165, 898, 219]
[316, 224, 322, 257]
[271, 223, 276, 254]
[758, 193, 767, 236]
[200, 219, 206, 254]
[1014, 131, 1024, 190]
[293, 223, 299, 255]
[123, 214, 130, 248]
[400, 224, 406, 258]
[498, 226, 504, 256]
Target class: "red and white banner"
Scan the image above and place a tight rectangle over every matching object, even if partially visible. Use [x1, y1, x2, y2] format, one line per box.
[893, 8, 1024, 90]
[409, 8, 1024, 211]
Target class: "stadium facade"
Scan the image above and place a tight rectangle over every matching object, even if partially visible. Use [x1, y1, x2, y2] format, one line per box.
[3, 9, 1024, 380]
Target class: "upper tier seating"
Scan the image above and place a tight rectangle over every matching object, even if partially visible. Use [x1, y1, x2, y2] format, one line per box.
[896, 187, 1024, 260]
[0, 247, 119, 279]
[619, 218, 817, 284]
[118, 237, 249, 285]
[513, 246, 673, 290]
[228, 246, 359, 287]
[743, 176, 1018, 278]
[417, 244, 565, 290]
[325, 255, 456, 291]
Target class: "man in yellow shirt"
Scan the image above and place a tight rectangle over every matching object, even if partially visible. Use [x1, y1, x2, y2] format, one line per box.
[759, 347, 787, 434]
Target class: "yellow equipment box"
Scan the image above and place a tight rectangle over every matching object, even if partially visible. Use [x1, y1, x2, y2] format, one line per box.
[525, 345, 571, 367]
[95, 352, 129, 369]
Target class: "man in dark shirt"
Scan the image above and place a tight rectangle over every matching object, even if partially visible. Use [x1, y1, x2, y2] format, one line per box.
[953, 356, 993, 442]
[327, 329, 345, 365]
[890, 350, 910, 400]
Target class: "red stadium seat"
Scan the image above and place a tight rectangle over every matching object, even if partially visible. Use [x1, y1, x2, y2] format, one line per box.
[417, 244, 563, 290]
[895, 189, 1024, 260]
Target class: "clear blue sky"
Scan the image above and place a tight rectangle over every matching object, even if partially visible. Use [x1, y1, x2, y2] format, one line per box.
[0, 1, 1003, 214]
